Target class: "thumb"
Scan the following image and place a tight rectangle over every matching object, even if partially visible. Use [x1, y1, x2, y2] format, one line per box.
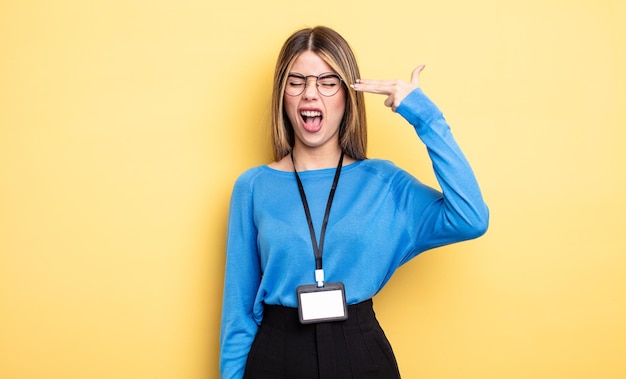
[410, 65, 426, 86]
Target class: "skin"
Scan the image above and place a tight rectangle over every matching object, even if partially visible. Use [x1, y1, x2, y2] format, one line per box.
[270, 52, 426, 171]
[286, 51, 348, 170]
[352, 65, 425, 112]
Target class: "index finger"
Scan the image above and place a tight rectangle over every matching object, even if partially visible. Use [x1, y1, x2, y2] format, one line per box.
[350, 79, 397, 95]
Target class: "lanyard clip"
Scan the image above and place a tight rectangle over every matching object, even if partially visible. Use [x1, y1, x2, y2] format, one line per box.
[315, 269, 325, 288]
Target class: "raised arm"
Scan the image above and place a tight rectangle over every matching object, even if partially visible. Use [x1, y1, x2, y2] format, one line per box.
[353, 66, 489, 259]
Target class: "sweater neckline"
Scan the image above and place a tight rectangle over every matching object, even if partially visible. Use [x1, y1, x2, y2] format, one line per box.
[262, 159, 364, 176]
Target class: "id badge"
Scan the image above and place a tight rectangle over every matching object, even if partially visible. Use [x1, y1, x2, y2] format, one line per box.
[296, 282, 348, 324]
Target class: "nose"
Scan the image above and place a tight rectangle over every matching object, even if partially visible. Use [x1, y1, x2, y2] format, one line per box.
[302, 77, 318, 100]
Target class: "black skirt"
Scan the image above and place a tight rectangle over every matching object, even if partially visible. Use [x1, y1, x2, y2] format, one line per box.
[243, 299, 401, 379]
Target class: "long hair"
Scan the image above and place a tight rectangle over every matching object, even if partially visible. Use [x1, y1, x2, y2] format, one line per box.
[270, 26, 367, 161]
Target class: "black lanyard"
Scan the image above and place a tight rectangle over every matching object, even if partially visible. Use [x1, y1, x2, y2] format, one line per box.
[291, 152, 345, 275]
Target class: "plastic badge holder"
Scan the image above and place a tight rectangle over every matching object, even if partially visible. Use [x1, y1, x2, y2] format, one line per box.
[296, 282, 348, 324]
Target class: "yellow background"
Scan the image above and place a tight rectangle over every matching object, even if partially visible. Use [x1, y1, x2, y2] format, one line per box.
[1, 0, 625, 378]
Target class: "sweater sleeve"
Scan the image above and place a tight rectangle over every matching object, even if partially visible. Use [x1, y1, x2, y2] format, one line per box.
[395, 88, 489, 264]
[220, 171, 262, 379]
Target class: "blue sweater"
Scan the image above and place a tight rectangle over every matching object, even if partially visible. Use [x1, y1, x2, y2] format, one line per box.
[220, 88, 489, 379]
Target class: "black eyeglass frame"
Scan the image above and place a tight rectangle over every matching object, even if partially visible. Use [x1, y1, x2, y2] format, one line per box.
[284, 72, 345, 97]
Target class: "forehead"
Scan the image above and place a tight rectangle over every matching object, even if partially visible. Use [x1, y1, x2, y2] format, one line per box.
[289, 51, 335, 75]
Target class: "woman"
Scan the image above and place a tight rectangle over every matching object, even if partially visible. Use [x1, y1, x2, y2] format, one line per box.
[220, 26, 489, 379]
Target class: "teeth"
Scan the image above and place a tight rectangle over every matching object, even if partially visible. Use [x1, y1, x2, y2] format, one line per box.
[301, 110, 322, 117]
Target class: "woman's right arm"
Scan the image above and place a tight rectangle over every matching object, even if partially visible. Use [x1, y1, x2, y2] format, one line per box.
[220, 172, 262, 379]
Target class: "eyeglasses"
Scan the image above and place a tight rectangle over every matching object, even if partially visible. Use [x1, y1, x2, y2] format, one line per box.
[285, 73, 344, 97]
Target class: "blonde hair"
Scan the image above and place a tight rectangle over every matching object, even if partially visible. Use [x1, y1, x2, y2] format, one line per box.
[270, 26, 367, 161]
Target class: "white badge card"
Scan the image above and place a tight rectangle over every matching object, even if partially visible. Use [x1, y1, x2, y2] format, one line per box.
[296, 282, 348, 324]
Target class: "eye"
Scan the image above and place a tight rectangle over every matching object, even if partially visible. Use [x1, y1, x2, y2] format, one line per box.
[287, 75, 306, 87]
[318, 75, 340, 87]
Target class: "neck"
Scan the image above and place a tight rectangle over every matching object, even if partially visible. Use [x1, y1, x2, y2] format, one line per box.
[292, 146, 343, 171]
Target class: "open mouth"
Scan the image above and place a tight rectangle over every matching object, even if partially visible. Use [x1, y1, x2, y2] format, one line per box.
[300, 110, 323, 132]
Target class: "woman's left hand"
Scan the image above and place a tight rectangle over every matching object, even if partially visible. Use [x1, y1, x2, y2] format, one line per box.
[351, 65, 425, 112]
